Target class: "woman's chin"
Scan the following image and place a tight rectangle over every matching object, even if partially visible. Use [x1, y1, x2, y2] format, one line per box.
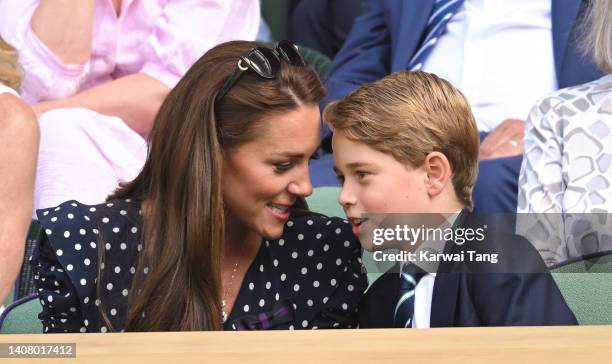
[259, 224, 285, 241]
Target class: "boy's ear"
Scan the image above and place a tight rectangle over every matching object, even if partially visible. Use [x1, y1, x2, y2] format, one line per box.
[423, 152, 452, 198]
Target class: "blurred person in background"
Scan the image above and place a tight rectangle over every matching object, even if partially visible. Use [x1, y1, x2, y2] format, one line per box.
[287, 0, 363, 59]
[316, 0, 603, 214]
[0, 0, 260, 211]
[517, 0, 612, 265]
[0, 37, 38, 307]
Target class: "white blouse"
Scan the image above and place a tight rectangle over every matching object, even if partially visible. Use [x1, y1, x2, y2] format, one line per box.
[517, 74, 612, 265]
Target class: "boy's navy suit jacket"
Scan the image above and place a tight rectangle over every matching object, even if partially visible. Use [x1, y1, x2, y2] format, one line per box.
[359, 210, 577, 328]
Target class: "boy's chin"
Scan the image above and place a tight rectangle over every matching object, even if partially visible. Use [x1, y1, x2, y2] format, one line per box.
[355, 232, 387, 252]
[356, 235, 372, 251]
[359, 239, 400, 252]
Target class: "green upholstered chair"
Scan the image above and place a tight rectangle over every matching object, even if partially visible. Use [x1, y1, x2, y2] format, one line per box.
[0, 294, 42, 334]
[551, 252, 612, 325]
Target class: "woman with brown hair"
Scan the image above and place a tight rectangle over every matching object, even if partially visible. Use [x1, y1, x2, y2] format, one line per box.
[30, 40, 366, 332]
[0, 37, 39, 307]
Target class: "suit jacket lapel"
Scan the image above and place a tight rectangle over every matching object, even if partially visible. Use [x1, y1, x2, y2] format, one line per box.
[551, 0, 582, 78]
[429, 209, 471, 327]
[392, 0, 435, 72]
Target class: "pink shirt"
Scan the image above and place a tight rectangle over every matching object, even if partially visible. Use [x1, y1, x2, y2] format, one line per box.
[0, 0, 260, 103]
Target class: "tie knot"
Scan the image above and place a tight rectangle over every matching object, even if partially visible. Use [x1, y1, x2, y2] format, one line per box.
[399, 264, 427, 290]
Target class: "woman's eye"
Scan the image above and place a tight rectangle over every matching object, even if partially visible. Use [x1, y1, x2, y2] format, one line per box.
[274, 162, 293, 173]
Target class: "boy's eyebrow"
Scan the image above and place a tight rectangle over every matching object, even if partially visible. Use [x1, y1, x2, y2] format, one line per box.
[334, 161, 375, 173]
[347, 161, 375, 169]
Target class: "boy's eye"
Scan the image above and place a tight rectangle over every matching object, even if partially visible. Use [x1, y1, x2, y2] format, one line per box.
[356, 171, 370, 179]
[274, 162, 293, 173]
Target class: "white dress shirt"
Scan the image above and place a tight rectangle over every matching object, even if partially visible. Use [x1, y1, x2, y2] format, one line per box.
[422, 0, 557, 132]
[412, 273, 436, 328]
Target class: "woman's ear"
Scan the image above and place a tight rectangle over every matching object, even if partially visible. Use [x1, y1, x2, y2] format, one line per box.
[423, 151, 452, 198]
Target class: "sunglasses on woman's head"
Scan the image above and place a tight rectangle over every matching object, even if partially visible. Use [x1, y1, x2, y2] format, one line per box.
[214, 41, 306, 108]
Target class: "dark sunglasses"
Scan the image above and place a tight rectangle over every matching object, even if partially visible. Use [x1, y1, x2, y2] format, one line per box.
[214, 40, 306, 108]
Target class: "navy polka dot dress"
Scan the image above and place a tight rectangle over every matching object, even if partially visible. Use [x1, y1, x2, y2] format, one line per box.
[31, 199, 367, 333]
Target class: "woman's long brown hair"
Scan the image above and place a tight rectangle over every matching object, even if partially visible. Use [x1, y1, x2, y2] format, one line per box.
[101, 41, 325, 331]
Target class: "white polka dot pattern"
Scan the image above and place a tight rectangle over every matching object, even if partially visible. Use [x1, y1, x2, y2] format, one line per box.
[31, 200, 367, 333]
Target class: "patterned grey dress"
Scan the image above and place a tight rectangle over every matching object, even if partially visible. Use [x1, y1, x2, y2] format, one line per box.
[517, 74, 612, 266]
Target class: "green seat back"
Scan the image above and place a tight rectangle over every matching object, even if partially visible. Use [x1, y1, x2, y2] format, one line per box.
[551, 253, 612, 325]
[306, 187, 344, 218]
[0, 295, 43, 334]
[551, 272, 612, 325]
[551, 253, 612, 273]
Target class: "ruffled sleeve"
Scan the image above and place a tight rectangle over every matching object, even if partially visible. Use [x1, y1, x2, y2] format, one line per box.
[31, 200, 102, 333]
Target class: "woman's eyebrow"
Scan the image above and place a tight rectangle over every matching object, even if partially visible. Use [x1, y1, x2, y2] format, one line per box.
[270, 151, 305, 158]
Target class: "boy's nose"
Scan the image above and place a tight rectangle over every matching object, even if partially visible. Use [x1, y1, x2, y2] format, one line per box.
[338, 185, 356, 207]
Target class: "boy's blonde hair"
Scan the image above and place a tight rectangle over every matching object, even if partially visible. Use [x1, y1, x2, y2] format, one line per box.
[324, 71, 479, 208]
[0, 36, 21, 92]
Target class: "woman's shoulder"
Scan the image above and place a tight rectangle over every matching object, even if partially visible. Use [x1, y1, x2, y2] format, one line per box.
[34, 199, 142, 283]
[37, 199, 141, 237]
[32, 199, 142, 333]
[531, 75, 612, 119]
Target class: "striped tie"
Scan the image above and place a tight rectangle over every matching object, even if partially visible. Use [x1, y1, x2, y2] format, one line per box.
[393, 265, 427, 328]
[408, 0, 465, 71]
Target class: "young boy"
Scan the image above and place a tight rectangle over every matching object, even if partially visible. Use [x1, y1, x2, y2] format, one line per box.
[324, 71, 576, 328]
